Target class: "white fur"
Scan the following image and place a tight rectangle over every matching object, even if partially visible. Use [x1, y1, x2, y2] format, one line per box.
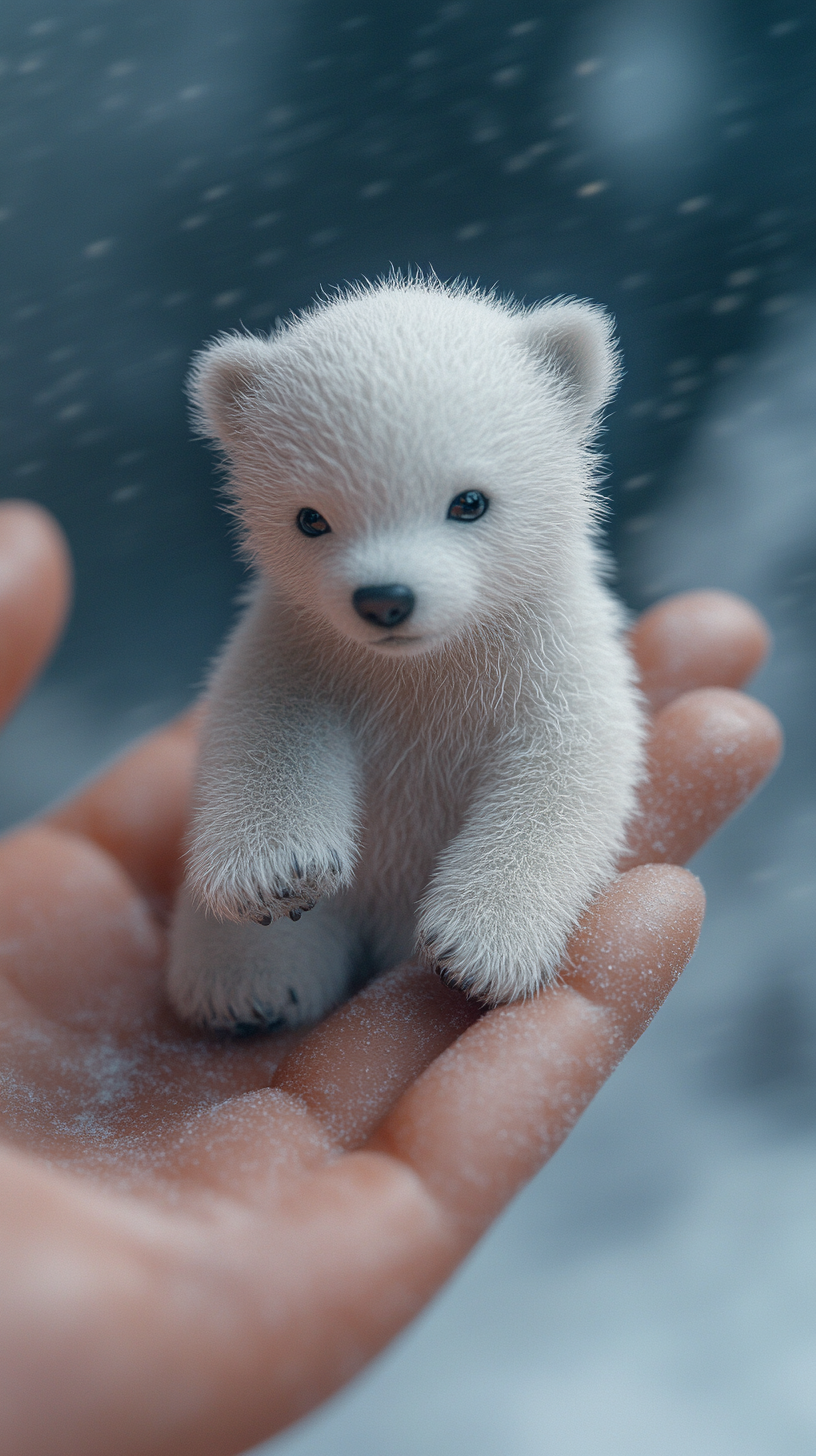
[168, 277, 645, 1031]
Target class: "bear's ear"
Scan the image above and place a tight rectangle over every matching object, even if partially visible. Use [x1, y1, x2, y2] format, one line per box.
[186, 332, 276, 449]
[515, 300, 621, 427]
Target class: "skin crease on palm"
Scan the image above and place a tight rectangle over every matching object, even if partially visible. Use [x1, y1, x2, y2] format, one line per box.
[0, 501, 782, 1456]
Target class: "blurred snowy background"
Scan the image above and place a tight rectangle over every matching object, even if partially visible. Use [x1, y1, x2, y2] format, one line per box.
[0, 2, 813, 1453]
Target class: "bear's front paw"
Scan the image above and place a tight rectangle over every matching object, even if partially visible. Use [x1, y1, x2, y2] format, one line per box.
[188, 848, 351, 927]
[416, 884, 570, 1005]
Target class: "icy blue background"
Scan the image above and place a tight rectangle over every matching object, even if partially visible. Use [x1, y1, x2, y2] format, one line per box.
[0, 3, 813, 1452]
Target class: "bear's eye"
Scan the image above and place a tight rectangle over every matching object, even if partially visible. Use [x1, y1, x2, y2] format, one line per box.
[297, 507, 331, 537]
[447, 489, 488, 522]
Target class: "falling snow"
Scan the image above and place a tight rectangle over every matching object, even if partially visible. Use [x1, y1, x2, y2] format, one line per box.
[0, 3, 813, 1454]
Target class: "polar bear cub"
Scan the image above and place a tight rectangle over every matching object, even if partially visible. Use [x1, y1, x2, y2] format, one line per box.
[168, 278, 645, 1031]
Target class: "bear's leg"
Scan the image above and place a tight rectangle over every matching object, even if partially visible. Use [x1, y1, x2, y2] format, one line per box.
[167, 883, 360, 1031]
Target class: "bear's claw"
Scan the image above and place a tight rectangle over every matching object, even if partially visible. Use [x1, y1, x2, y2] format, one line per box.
[222, 856, 347, 927]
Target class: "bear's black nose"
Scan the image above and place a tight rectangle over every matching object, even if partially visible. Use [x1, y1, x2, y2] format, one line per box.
[352, 584, 415, 629]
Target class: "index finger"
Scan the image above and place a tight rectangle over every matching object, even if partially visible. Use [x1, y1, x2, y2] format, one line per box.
[367, 861, 705, 1252]
[368, 864, 704, 1245]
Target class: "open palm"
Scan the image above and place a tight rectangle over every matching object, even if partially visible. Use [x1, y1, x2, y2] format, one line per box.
[0, 502, 781, 1456]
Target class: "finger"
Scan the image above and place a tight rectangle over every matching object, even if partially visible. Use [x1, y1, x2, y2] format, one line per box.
[271, 962, 480, 1149]
[621, 687, 782, 870]
[368, 864, 704, 1245]
[0, 501, 72, 723]
[48, 711, 199, 913]
[629, 590, 770, 713]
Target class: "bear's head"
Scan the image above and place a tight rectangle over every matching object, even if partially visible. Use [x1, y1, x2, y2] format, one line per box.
[189, 278, 620, 656]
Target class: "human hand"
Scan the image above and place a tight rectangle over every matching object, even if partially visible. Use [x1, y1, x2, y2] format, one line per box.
[0, 502, 781, 1456]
